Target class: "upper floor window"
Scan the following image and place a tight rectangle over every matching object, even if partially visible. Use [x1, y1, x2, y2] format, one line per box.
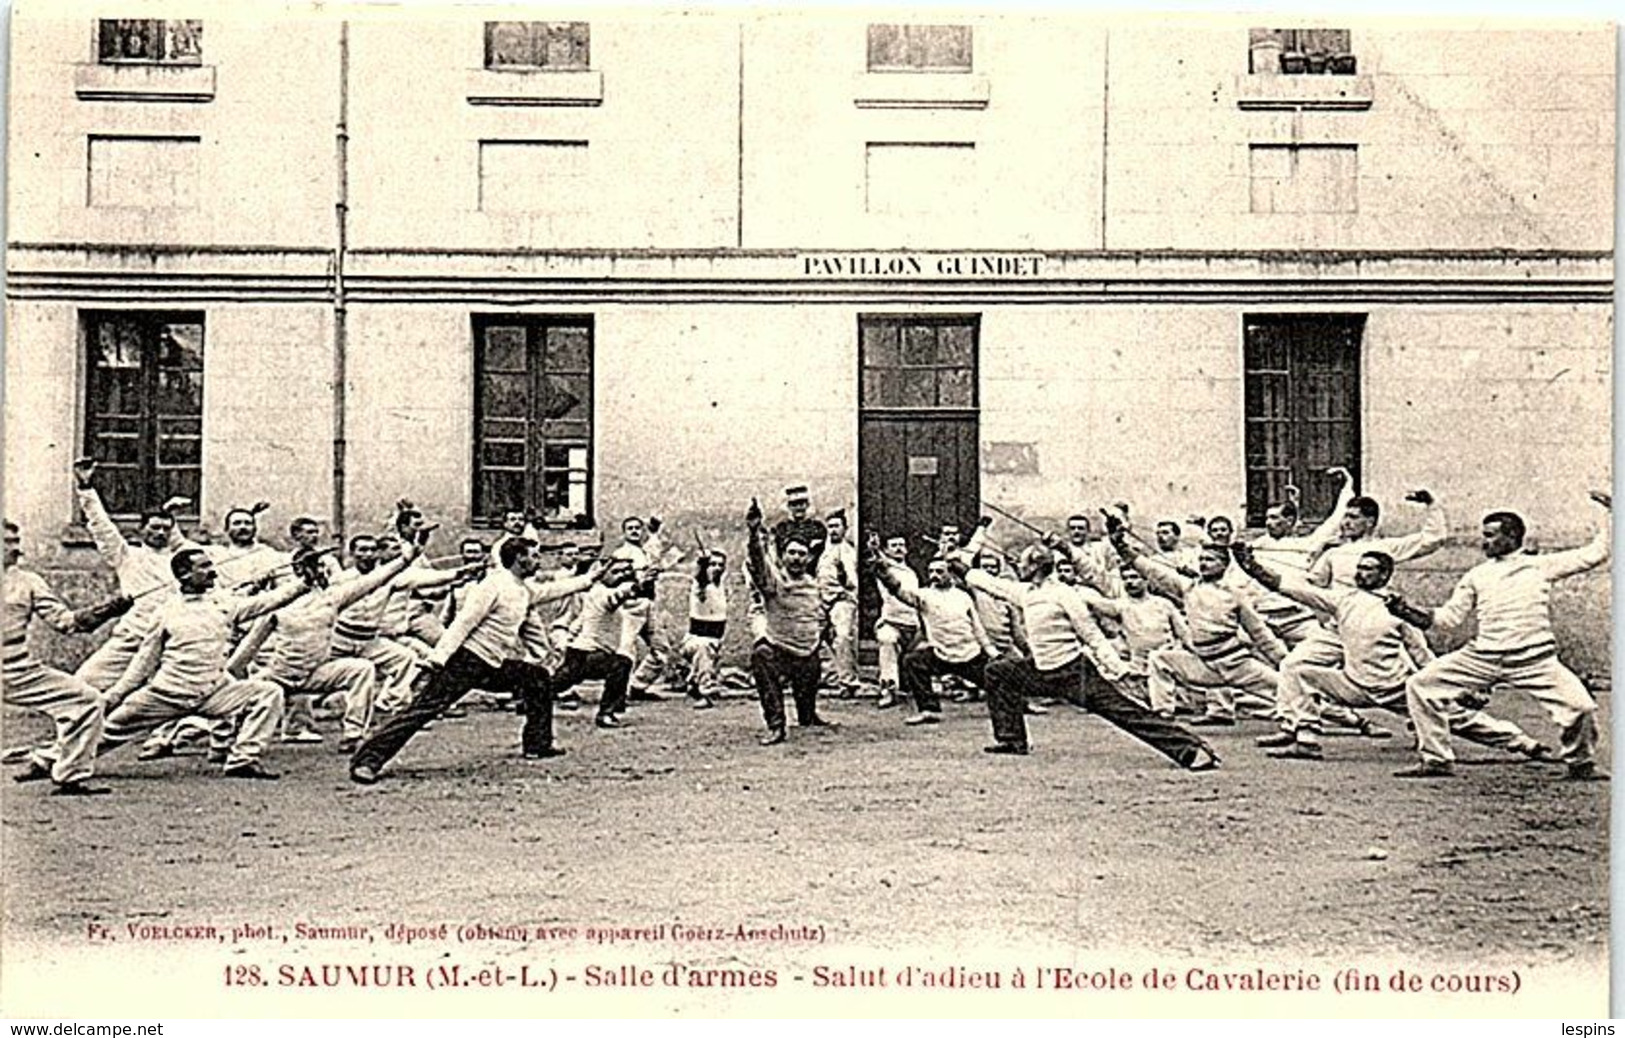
[83, 311, 204, 520]
[867, 24, 972, 73]
[97, 19, 203, 65]
[484, 22, 590, 70]
[1248, 28, 1355, 75]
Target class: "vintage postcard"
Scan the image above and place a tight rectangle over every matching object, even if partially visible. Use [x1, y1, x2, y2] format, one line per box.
[0, 0, 1614, 1020]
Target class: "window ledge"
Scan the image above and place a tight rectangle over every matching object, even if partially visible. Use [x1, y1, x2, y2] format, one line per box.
[74, 63, 217, 103]
[1235, 73, 1373, 111]
[466, 69, 603, 107]
[853, 72, 990, 110]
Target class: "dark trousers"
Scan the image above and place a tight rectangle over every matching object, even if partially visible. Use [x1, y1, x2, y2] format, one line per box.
[984, 654, 1212, 768]
[552, 648, 633, 719]
[352, 649, 553, 772]
[901, 646, 987, 713]
[751, 639, 821, 732]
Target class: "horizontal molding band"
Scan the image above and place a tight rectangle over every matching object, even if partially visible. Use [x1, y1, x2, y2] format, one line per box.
[8, 285, 1610, 305]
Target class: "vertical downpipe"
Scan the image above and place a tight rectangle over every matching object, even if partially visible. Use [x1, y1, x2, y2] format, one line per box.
[1099, 28, 1110, 250]
[332, 20, 351, 543]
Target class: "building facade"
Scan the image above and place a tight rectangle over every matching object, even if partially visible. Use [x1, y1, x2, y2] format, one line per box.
[5, 7, 1614, 669]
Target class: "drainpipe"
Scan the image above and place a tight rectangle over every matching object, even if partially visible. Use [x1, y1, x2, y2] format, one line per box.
[332, 20, 350, 544]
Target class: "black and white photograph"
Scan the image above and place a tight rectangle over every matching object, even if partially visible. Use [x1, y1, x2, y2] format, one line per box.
[0, 0, 1614, 1019]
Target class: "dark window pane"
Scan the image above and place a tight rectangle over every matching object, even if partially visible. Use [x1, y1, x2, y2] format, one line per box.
[481, 440, 526, 468]
[899, 370, 935, 407]
[482, 326, 528, 371]
[902, 325, 936, 366]
[867, 25, 907, 69]
[93, 370, 143, 416]
[861, 321, 900, 368]
[156, 371, 203, 415]
[539, 374, 588, 422]
[544, 325, 591, 372]
[156, 435, 201, 467]
[918, 25, 971, 69]
[861, 369, 896, 408]
[938, 368, 973, 407]
[938, 324, 974, 365]
[543, 23, 590, 69]
[486, 22, 536, 67]
[480, 372, 530, 419]
[159, 323, 204, 369]
[165, 20, 202, 63]
[479, 470, 525, 517]
[94, 432, 141, 465]
[159, 468, 201, 510]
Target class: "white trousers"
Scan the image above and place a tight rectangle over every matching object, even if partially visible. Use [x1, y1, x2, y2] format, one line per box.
[1407, 645, 1596, 766]
[826, 600, 859, 688]
[104, 679, 284, 770]
[275, 658, 378, 741]
[1148, 645, 1278, 719]
[874, 620, 916, 688]
[680, 634, 723, 696]
[5, 660, 103, 784]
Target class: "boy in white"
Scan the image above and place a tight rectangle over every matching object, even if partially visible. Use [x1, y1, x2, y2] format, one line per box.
[680, 551, 730, 709]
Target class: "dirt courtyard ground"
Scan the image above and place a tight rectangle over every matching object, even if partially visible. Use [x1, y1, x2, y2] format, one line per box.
[1, 682, 1610, 1017]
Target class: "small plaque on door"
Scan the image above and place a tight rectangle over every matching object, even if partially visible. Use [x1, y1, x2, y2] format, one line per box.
[908, 455, 939, 476]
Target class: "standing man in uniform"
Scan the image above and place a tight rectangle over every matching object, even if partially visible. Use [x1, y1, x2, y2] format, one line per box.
[817, 510, 862, 698]
[772, 486, 828, 569]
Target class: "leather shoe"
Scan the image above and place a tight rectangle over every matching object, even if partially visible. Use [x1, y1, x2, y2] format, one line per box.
[523, 747, 567, 760]
[1191, 716, 1237, 727]
[1267, 743, 1324, 761]
[49, 780, 112, 796]
[983, 743, 1029, 756]
[12, 762, 50, 784]
[903, 713, 941, 726]
[759, 728, 787, 746]
[801, 716, 839, 729]
[594, 714, 624, 730]
[1566, 761, 1610, 782]
[350, 764, 380, 785]
[1393, 761, 1454, 779]
[136, 744, 175, 762]
[222, 763, 280, 781]
[1255, 731, 1297, 749]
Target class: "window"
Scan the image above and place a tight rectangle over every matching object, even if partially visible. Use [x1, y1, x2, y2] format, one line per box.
[473, 316, 594, 528]
[478, 140, 588, 213]
[83, 312, 204, 520]
[1249, 144, 1356, 215]
[867, 24, 972, 72]
[97, 20, 203, 65]
[1243, 314, 1362, 528]
[866, 143, 976, 216]
[88, 136, 200, 209]
[860, 316, 978, 410]
[1249, 28, 1354, 74]
[484, 22, 590, 70]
